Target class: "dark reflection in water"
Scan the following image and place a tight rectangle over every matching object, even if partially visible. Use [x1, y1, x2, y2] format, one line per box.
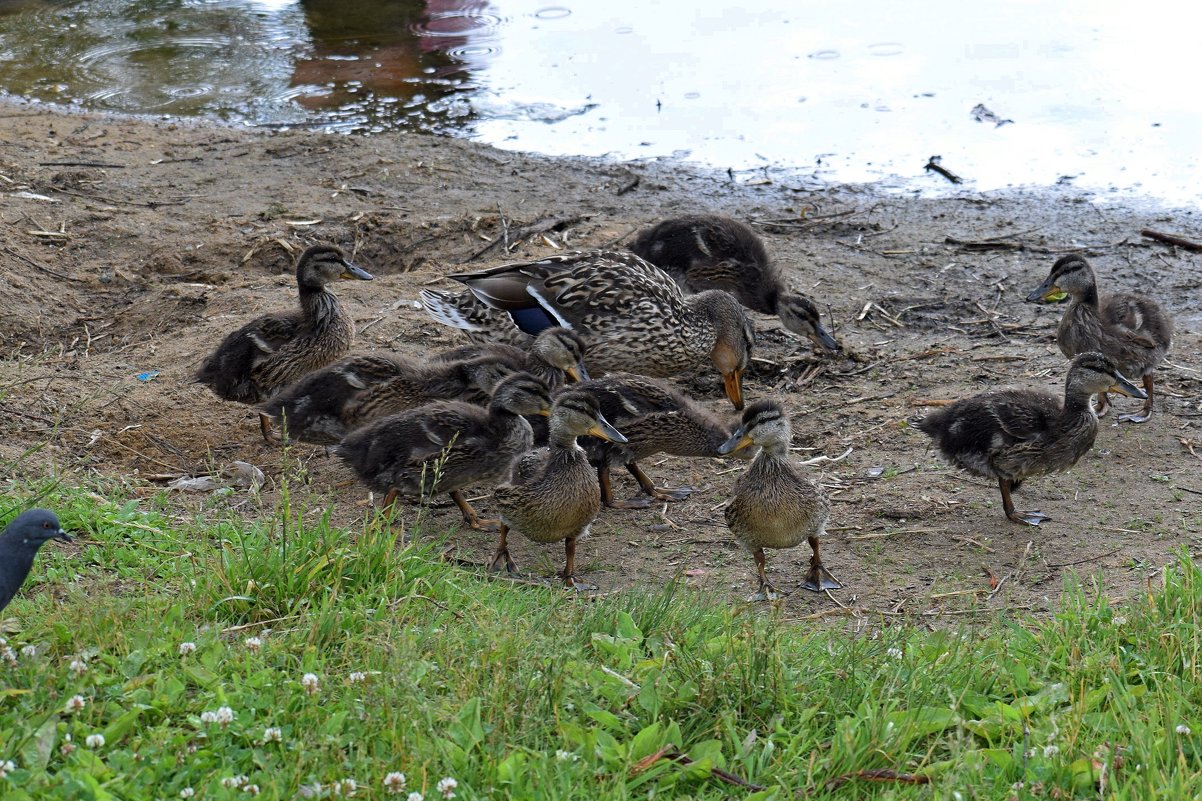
[0, 0, 495, 133]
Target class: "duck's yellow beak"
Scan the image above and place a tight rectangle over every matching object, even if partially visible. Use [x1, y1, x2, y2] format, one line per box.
[1026, 278, 1065, 303]
[565, 364, 589, 383]
[536, 406, 552, 417]
[717, 429, 755, 455]
[722, 369, 745, 410]
[1109, 371, 1147, 399]
[586, 412, 628, 444]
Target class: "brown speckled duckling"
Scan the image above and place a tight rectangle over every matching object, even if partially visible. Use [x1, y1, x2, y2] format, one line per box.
[1027, 254, 1173, 422]
[335, 372, 551, 531]
[196, 244, 372, 438]
[490, 391, 627, 589]
[719, 400, 839, 601]
[630, 214, 838, 352]
[917, 352, 1145, 525]
[565, 373, 751, 508]
[432, 327, 590, 387]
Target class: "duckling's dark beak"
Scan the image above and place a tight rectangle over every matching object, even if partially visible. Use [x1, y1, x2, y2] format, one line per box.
[722, 369, 745, 410]
[340, 261, 374, 281]
[535, 406, 553, 417]
[586, 412, 627, 444]
[1109, 371, 1147, 399]
[565, 364, 590, 383]
[811, 324, 839, 352]
[1026, 278, 1065, 303]
[55, 528, 73, 543]
[717, 428, 755, 456]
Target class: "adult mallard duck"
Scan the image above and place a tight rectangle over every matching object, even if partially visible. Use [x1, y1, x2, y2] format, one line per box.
[719, 400, 839, 601]
[196, 244, 373, 437]
[629, 214, 838, 352]
[916, 352, 1145, 525]
[334, 372, 551, 531]
[258, 353, 511, 445]
[420, 250, 755, 408]
[1026, 254, 1173, 423]
[489, 391, 627, 588]
[432, 327, 589, 388]
[565, 373, 751, 508]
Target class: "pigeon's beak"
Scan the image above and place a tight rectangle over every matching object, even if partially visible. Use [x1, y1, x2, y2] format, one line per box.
[55, 529, 73, 543]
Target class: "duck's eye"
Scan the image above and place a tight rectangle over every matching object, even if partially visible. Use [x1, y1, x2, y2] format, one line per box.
[43, 521, 52, 528]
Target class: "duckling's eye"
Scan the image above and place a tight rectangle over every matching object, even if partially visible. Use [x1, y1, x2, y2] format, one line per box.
[42, 521, 52, 529]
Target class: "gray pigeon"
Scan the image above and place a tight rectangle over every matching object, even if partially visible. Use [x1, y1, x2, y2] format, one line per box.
[0, 509, 71, 613]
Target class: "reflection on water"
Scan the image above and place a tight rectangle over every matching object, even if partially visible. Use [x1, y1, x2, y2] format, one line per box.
[0, 0, 1199, 205]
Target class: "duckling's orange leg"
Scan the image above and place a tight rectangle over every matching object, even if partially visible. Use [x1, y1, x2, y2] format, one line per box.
[802, 536, 843, 592]
[748, 547, 780, 602]
[450, 490, 499, 531]
[999, 478, 1049, 526]
[559, 536, 597, 591]
[487, 523, 519, 574]
[381, 488, 409, 544]
[627, 463, 695, 503]
[1093, 391, 1110, 418]
[258, 412, 281, 445]
[1118, 375, 1155, 423]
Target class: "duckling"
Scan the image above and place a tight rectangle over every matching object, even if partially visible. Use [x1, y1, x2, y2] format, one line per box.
[630, 214, 838, 352]
[196, 244, 373, 439]
[258, 353, 512, 445]
[421, 250, 755, 408]
[566, 374, 751, 508]
[1027, 254, 1172, 422]
[489, 391, 627, 589]
[719, 400, 839, 601]
[433, 326, 590, 387]
[334, 372, 552, 531]
[916, 352, 1146, 525]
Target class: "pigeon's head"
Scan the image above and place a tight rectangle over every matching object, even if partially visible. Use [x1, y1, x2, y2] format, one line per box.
[6, 509, 72, 548]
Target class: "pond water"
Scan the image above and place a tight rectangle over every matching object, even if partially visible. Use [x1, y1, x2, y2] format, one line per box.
[0, 0, 1198, 206]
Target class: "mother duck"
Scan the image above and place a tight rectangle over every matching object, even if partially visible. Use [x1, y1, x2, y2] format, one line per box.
[420, 250, 755, 408]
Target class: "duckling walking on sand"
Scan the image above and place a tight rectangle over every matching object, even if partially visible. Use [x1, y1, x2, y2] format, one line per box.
[719, 400, 840, 601]
[490, 391, 627, 589]
[916, 352, 1146, 525]
[1027, 254, 1172, 423]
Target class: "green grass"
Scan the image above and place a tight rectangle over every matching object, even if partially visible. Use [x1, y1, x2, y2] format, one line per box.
[3, 477, 1202, 799]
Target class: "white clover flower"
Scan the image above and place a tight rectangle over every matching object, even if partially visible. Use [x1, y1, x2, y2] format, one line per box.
[383, 772, 407, 793]
[60, 737, 76, 756]
[407, 793, 424, 801]
[263, 726, 283, 743]
[20, 645, 36, 658]
[301, 673, 320, 696]
[64, 695, 87, 714]
[332, 778, 358, 796]
[214, 706, 235, 727]
[221, 775, 249, 789]
[1113, 615, 1127, 626]
[244, 636, 263, 652]
[200, 711, 218, 725]
[1043, 744, 1060, 757]
[1177, 724, 1192, 735]
[1, 646, 17, 664]
[437, 777, 457, 799]
[244, 785, 260, 796]
[179, 642, 197, 656]
[555, 749, 578, 762]
[348, 671, 367, 683]
[85, 734, 105, 749]
[69, 657, 88, 675]
[0, 760, 15, 778]
[886, 647, 903, 660]
[179, 788, 195, 799]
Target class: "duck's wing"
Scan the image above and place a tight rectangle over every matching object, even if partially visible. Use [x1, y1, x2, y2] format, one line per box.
[420, 288, 533, 345]
[1102, 293, 1172, 350]
[986, 391, 1061, 443]
[244, 313, 302, 354]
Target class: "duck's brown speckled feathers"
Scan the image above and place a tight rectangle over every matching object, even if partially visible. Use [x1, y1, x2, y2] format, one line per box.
[196, 244, 372, 406]
[489, 391, 627, 588]
[629, 215, 838, 351]
[719, 399, 837, 601]
[432, 327, 589, 387]
[334, 372, 552, 531]
[564, 373, 744, 508]
[917, 352, 1146, 525]
[1027, 254, 1172, 422]
[423, 250, 755, 408]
